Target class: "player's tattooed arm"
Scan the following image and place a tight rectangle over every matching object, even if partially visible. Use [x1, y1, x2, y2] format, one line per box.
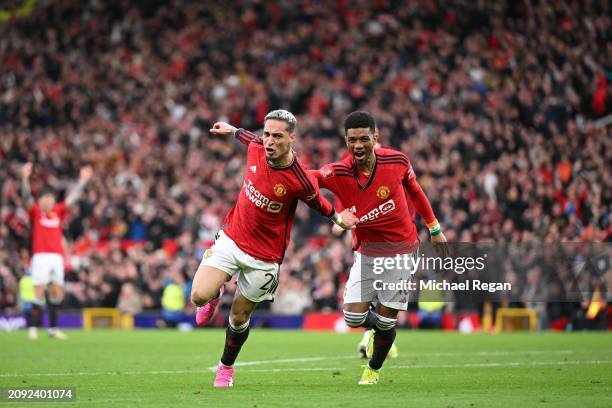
[20, 163, 34, 208]
[209, 121, 237, 137]
[210, 122, 261, 145]
[66, 166, 93, 207]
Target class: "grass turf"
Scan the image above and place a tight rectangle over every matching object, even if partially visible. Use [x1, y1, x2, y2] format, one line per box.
[0, 329, 611, 407]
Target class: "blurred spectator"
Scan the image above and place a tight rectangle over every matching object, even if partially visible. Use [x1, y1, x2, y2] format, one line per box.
[271, 275, 312, 315]
[159, 263, 187, 328]
[117, 282, 143, 317]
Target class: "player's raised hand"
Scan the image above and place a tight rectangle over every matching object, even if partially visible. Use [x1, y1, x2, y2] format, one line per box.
[431, 232, 450, 258]
[209, 122, 237, 137]
[79, 165, 94, 182]
[337, 208, 359, 230]
[22, 162, 33, 179]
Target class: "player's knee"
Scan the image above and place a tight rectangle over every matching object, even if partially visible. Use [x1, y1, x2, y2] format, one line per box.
[190, 286, 215, 306]
[375, 315, 397, 331]
[343, 310, 368, 328]
[229, 311, 250, 328]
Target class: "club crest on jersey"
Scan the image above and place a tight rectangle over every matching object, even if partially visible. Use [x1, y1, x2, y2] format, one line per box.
[273, 183, 287, 197]
[321, 166, 333, 179]
[376, 186, 390, 199]
[203, 249, 213, 259]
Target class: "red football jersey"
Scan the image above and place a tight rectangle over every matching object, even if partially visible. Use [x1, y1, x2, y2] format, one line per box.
[28, 202, 67, 254]
[312, 147, 428, 255]
[222, 129, 334, 263]
[336, 150, 416, 220]
[333, 150, 416, 247]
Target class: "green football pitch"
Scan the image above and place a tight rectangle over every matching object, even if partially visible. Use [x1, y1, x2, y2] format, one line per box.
[1, 329, 611, 407]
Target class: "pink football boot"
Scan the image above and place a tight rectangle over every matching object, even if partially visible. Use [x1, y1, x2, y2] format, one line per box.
[213, 363, 234, 387]
[195, 285, 224, 326]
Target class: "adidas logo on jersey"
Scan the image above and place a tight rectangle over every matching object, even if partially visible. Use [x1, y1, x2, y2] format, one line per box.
[250, 165, 257, 173]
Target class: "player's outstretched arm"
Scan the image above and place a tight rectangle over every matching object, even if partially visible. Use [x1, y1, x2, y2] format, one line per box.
[307, 169, 352, 234]
[301, 168, 357, 229]
[210, 122, 261, 145]
[403, 172, 449, 256]
[66, 165, 93, 207]
[20, 162, 34, 208]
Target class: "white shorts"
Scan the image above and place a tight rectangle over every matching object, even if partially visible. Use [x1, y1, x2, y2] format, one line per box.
[344, 251, 417, 311]
[199, 231, 280, 303]
[31, 253, 65, 286]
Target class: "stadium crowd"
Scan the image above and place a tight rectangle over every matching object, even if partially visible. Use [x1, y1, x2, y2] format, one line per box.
[1, 0, 610, 323]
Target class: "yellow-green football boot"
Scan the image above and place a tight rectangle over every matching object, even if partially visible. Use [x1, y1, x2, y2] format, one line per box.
[358, 365, 380, 385]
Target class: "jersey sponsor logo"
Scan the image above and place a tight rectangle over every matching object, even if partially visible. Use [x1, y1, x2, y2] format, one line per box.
[267, 201, 283, 212]
[376, 186, 390, 199]
[273, 183, 287, 197]
[40, 215, 61, 228]
[356, 199, 396, 223]
[250, 165, 257, 173]
[244, 179, 284, 213]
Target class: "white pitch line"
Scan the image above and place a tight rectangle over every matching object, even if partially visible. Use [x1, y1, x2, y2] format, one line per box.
[0, 359, 609, 378]
[206, 349, 575, 371]
[234, 355, 356, 367]
[211, 355, 356, 371]
[0, 350, 587, 378]
[0, 369, 213, 378]
[390, 360, 612, 370]
[240, 360, 612, 373]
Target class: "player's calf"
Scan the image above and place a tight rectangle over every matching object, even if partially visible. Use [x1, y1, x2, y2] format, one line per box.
[213, 318, 250, 388]
[27, 303, 42, 340]
[47, 296, 62, 333]
[28, 292, 46, 340]
[220, 318, 250, 367]
[46, 283, 66, 339]
[368, 315, 397, 371]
